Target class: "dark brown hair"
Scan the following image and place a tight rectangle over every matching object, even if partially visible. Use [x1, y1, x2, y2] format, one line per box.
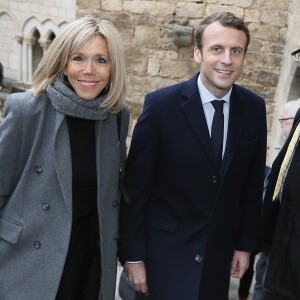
[195, 12, 250, 53]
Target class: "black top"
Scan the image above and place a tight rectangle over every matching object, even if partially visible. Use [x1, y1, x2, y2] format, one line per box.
[56, 116, 100, 300]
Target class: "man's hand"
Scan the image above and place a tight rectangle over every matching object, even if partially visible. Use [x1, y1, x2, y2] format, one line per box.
[124, 262, 148, 293]
[230, 250, 250, 278]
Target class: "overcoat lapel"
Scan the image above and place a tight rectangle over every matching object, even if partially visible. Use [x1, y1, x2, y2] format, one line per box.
[181, 74, 216, 165]
[221, 87, 245, 177]
[53, 112, 72, 213]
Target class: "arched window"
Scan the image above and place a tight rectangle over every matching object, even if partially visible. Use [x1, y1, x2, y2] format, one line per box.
[32, 29, 43, 74]
[21, 17, 69, 84]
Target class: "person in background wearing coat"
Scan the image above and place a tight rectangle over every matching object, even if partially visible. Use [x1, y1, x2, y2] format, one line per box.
[119, 12, 267, 300]
[252, 99, 300, 300]
[260, 40, 300, 300]
[0, 16, 129, 300]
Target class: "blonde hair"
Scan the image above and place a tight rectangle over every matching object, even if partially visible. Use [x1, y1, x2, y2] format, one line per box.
[32, 16, 126, 113]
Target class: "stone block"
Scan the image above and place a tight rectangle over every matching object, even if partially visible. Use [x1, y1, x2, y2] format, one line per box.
[210, 0, 253, 8]
[173, 25, 193, 47]
[257, 70, 280, 86]
[159, 59, 195, 78]
[134, 26, 161, 48]
[248, 23, 279, 42]
[124, 1, 175, 17]
[205, 4, 244, 19]
[147, 58, 160, 76]
[257, 0, 290, 10]
[102, 0, 123, 12]
[244, 9, 260, 23]
[261, 10, 287, 27]
[176, 2, 205, 18]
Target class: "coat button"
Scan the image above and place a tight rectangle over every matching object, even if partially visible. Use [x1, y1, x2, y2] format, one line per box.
[114, 233, 120, 240]
[195, 255, 203, 263]
[112, 200, 119, 207]
[212, 175, 217, 183]
[34, 166, 43, 174]
[42, 203, 50, 211]
[33, 241, 41, 249]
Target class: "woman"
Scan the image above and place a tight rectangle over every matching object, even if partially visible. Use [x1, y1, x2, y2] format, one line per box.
[261, 40, 300, 300]
[0, 16, 129, 300]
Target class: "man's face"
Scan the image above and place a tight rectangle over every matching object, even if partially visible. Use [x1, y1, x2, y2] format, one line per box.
[280, 107, 294, 139]
[194, 21, 247, 99]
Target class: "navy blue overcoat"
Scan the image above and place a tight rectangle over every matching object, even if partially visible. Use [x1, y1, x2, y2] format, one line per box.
[120, 73, 267, 300]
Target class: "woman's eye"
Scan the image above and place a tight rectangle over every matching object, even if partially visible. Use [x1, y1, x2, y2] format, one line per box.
[97, 57, 106, 64]
[72, 56, 84, 62]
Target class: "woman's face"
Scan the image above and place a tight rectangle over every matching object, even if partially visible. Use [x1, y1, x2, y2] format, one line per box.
[64, 35, 111, 101]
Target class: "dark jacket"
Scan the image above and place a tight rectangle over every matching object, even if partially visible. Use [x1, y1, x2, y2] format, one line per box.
[120, 73, 267, 300]
[262, 108, 300, 299]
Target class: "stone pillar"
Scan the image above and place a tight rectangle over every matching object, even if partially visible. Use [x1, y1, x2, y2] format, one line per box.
[23, 37, 36, 83]
[39, 38, 52, 54]
[16, 36, 23, 82]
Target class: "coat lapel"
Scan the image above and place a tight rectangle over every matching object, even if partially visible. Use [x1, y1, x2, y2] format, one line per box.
[221, 86, 245, 176]
[181, 74, 216, 165]
[53, 112, 72, 213]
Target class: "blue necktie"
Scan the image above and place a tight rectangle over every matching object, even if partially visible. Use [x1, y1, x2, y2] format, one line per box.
[211, 100, 224, 168]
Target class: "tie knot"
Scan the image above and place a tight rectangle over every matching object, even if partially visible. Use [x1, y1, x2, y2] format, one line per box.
[211, 100, 224, 112]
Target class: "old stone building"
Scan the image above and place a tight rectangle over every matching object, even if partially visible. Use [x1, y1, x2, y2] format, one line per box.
[0, 0, 300, 164]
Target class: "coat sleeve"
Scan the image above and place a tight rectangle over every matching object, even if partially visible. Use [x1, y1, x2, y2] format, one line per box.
[235, 97, 267, 252]
[0, 95, 23, 209]
[119, 93, 160, 262]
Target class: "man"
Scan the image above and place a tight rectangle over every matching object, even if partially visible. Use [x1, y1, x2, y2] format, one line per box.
[119, 12, 267, 300]
[253, 99, 300, 300]
[279, 99, 300, 139]
[258, 39, 300, 300]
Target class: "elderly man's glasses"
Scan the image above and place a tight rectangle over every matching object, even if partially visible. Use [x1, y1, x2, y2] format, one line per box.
[291, 49, 300, 62]
[279, 117, 294, 124]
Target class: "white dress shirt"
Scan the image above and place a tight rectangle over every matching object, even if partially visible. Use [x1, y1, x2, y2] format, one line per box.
[197, 74, 231, 157]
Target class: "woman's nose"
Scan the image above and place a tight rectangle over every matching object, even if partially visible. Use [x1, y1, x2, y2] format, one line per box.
[83, 61, 96, 75]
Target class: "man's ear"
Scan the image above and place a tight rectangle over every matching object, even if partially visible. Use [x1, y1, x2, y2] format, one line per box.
[194, 47, 202, 64]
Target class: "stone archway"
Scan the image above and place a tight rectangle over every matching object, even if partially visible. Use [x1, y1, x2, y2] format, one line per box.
[21, 17, 69, 84]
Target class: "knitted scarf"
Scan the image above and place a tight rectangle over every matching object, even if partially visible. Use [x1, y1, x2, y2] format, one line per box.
[46, 76, 110, 121]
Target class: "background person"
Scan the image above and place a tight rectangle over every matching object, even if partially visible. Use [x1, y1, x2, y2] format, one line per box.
[0, 16, 129, 300]
[119, 12, 267, 300]
[261, 106, 300, 300]
[252, 99, 300, 300]
[259, 43, 300, 300]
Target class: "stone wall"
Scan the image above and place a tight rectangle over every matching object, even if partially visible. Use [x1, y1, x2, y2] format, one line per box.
[76, 0, 292, 145]
[1, 0, 299, 163]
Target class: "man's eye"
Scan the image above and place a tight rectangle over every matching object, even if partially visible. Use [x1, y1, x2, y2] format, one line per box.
[211, 47, 221, 52]
[232, 49, 242, 55]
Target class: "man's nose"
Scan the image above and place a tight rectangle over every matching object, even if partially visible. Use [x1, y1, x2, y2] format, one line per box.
[221, 51, 233, 65]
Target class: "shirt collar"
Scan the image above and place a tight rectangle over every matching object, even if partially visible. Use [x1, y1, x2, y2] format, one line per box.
[197, 74, 232, 105]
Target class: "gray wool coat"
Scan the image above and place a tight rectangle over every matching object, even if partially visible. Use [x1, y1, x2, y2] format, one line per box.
[0, 91, 130, 300]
